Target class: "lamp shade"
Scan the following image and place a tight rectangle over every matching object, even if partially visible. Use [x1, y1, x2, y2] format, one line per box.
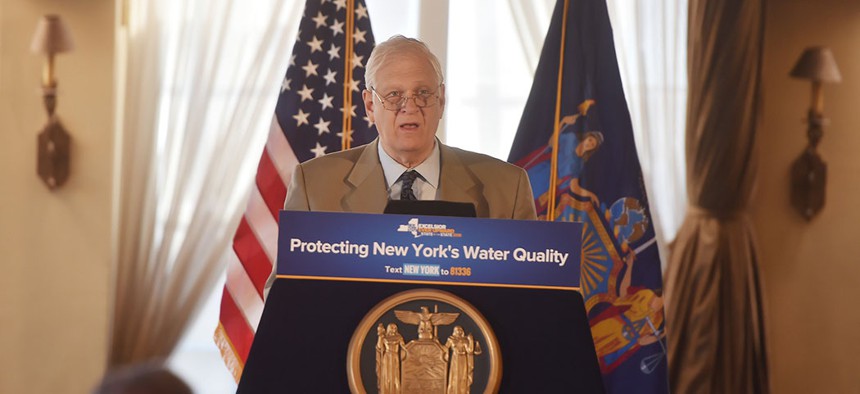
[30, 15, 75, 55]
[790, 46, 841, 83]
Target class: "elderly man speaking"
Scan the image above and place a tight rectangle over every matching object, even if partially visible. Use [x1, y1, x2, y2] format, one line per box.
[282, 35, 537, 220]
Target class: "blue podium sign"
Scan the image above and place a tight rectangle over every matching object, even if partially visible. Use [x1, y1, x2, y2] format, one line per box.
[277, 211, 583, 290]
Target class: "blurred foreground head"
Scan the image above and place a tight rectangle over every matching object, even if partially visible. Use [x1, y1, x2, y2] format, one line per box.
[92, 363, 192, 394]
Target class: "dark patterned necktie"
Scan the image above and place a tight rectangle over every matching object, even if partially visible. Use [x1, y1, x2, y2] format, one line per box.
[399, 170, 419, 201]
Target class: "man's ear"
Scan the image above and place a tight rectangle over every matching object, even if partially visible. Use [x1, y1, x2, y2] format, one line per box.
[438, 83, 446, 118]
[362, 89, 376, 124]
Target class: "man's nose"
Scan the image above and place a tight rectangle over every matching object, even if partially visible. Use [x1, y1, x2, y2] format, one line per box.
[399, 96, 421, 113]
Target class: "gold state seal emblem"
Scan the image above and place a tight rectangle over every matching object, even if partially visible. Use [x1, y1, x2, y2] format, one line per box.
[347, 289, 501, 393]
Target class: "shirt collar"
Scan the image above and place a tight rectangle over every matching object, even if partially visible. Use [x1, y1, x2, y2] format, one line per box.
[378, 140, 441, 189]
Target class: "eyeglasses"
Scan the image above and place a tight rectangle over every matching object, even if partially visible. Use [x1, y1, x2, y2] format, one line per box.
[369, 85, 442, 111]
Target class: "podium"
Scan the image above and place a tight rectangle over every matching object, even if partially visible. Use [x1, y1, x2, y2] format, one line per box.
[238, 211, 605, 393]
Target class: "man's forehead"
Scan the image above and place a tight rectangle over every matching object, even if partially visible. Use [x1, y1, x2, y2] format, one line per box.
[374, 53, 440, 88]
[375, 78, 438, 91]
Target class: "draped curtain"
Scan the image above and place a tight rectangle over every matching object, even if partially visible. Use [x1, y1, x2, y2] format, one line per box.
[505, 0, 555, 73]
[107, 0, 301, 367]
[606, 0, 688, 258]
[664, 0, 770, 392]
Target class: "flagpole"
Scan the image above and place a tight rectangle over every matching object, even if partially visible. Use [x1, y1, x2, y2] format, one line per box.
[342, 0, 355, 151]
[547, 0, 570, 221]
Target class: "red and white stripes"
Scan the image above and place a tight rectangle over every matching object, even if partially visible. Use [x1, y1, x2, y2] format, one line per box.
[214, 116, 297, 381]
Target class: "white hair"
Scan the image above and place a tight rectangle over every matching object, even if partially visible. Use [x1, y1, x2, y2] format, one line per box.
[364, 35, 444, 89]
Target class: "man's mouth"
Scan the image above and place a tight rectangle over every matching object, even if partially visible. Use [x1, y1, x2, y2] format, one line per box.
[399, 122, 420, 130]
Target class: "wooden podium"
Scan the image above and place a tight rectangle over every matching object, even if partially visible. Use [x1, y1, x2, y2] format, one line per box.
[237, 211, 605, 393]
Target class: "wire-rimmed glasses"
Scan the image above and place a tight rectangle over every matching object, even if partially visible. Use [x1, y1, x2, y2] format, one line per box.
[369, 85, 442, 111]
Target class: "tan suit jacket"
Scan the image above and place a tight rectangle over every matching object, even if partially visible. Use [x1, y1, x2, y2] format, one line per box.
[283, 139, 537, 220]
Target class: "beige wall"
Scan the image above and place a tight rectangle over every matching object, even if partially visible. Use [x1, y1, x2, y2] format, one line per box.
[755, 0, 860, 392]
[0, 0, 115, 393]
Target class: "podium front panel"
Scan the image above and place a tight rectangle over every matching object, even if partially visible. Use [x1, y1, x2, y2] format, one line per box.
[238, 211, 604, 393]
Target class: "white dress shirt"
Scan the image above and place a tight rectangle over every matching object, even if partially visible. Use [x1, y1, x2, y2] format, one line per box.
[377, 141, 440, 201]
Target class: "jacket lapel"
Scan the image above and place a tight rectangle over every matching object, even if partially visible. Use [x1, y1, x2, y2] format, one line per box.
[344, 139, 389, 213]
[341, 141, 484, 214]
[437, 144, 481, 208]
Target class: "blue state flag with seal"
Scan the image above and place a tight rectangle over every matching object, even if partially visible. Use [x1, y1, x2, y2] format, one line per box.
[508, 0, 668, 392]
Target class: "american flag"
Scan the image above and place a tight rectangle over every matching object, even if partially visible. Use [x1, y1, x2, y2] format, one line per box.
[214, 0, 376, 380]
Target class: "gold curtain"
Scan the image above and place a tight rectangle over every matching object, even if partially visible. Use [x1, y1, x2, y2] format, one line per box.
[664, 0, 769, 392]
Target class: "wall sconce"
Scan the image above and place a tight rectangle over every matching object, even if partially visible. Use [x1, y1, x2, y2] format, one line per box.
[789, 46, 841, 220]
[31, 14, 74, 190]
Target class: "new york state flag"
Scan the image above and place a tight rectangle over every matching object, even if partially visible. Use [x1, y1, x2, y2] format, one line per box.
[508, 0, 669, 392]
